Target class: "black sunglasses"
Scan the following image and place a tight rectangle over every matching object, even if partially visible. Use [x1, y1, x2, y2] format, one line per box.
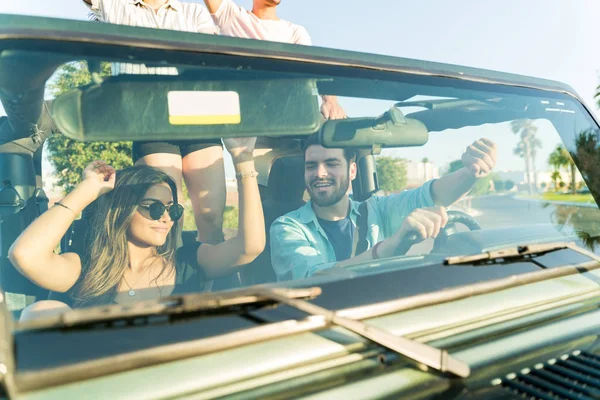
[138, 202, 184, 221]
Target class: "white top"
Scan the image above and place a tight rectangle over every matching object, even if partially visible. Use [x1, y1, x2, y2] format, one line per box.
[86, 0, 217, 75]
[212, 0, 311, 45]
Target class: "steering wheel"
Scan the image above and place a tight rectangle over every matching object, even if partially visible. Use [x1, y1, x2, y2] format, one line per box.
[393, 210, 481, 256]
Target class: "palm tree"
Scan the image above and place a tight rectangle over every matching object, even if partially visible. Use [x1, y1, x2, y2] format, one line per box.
[513, 141, 532, 193]
[512, 119, 541, 194]
[421, 157, 429, 181]
[548, 145, 576, 194]
[529, 135, 542, 190]
[548, 146, 563, 170]
[549, 146, 566, 191]
[550, 171, 562, 191]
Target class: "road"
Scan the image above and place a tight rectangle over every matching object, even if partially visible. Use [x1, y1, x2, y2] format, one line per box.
[466, 194, 556, 229]
[408, 194, 597, 254]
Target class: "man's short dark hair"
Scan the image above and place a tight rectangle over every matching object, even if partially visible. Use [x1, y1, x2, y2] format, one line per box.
[302, 134, 356, 163]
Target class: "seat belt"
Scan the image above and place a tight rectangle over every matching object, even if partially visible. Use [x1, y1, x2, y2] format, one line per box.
[351, 202, 369, 257]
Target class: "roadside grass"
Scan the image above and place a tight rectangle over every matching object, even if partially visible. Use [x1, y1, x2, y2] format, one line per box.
[223, 206, 239, 229]
[183, 204, 239, 231]
[540, 192, 595, 204]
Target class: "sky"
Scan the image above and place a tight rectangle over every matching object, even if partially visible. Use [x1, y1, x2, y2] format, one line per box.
[3, 0, 598, 107]
[1, 0, 600, 176]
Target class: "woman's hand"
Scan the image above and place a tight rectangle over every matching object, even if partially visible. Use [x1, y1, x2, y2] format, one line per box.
[196, 136, 265, 276]
[5, 162, 118, 294]
[223, 137, 257, 163]
[81, 161, 117, 198]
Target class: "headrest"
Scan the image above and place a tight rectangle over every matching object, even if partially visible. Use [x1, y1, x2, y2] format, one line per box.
[267, 155, 306, 203]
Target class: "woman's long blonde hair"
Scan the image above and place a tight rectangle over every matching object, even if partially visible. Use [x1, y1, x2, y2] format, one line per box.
[73, 166, 180, 307]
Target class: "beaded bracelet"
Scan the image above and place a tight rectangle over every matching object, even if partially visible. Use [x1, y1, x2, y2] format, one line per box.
[235, 170, 259, 180]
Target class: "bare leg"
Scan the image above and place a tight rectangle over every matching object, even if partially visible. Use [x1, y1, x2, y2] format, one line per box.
[182, 146, 226, 244]
[135, 152, 183, 214]
[20, 300, 71, 322]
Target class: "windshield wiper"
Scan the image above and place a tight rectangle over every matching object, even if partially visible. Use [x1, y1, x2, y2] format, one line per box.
[254, 287, 470, 378]
[18, 285, 470, 387]
[443, 241, 588, 267]
[18, 286, 323, 330]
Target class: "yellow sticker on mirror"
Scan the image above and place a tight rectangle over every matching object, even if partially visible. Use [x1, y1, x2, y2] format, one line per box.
[167, 91, 241, 125]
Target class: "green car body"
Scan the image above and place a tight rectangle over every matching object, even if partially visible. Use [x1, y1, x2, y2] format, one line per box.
[1, 14, 600, 400]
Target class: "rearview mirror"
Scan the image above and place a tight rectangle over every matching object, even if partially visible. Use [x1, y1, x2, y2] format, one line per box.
[319, 106, 428, 148]
[51, 75, 322, 141]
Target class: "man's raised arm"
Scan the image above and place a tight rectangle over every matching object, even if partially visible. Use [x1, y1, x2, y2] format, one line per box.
[431, 138, 497, 206]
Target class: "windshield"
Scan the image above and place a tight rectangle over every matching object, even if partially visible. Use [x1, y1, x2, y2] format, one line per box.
[2, 34, 600, 327]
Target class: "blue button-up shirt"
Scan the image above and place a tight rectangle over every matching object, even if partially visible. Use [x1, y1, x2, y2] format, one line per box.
[270, 180, 436, 281]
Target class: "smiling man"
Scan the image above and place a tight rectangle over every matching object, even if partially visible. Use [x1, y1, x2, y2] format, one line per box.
[270, 135, 498, 281]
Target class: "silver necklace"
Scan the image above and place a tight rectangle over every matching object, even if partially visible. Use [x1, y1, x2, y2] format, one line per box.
[122, 269, 165, 297]
[122, 257, 167, 297]
[122, 274, 143, 296]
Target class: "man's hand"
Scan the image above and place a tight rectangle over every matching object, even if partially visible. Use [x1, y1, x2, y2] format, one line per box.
[461, 138, 497, 178]
[320, 95, 346, 120]
[396, 207, 449, 242]
[376, 207, 448, 258]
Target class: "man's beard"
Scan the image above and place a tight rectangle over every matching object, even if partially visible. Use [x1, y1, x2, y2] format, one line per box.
[307, 174, 350, 207]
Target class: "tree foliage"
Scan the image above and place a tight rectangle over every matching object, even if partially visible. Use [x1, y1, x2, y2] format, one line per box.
[470, 174, 494, 196]
[446, 159, 463, 175]
[376, 156, 407, 194]
[512, 119, 541, 194]
[493, 179, 505, 192]
[45, 62, 133, 192]
[421, 157, 429, 180]
[551, 170, 563, 191]
[571, 129, 600, 196]
[548, 144, 577, 195]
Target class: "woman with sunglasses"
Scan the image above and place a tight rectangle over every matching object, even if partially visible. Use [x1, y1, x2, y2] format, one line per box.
[9, 137, 265, 320]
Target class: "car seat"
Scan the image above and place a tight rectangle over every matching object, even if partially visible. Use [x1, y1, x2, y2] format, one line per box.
[240, 154, 307, 285]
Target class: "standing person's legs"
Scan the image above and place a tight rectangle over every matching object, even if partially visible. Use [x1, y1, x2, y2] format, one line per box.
[181, 143, 226, 245]
[132, 142, 184, 230]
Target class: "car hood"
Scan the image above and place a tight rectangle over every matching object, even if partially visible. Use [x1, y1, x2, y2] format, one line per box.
[15, 262, 600, 400]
